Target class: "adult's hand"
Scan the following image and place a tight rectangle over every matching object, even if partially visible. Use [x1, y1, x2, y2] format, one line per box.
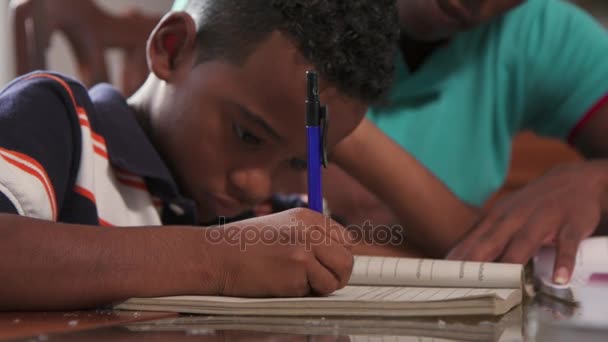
[448, 162, 608, 284]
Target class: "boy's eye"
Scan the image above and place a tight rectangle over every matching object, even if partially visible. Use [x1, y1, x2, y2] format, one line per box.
[289, 158, 307, 171]
[233, 123, 262, 145]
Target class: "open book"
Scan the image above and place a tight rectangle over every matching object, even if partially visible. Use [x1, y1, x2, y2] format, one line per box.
[534, 237, 608, 303]
[116, 256, 523, 317]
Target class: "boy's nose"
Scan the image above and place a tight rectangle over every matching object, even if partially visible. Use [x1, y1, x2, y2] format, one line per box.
[229, 168, 273, 205]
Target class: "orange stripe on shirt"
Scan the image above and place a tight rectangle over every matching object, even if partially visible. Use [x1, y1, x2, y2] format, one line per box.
[114, 169, 147, 189]
[26, 74, 111, 162]
[94, 146, 108, 159]
[79, 118, 91, 128]
[74, 186, 96, 203]
[24, 73, 107, 149]
[91, 132, 106, 147]
[99, 218, 114, 227]
[25, 73, 80, 111]
[77, 108, 88, 118]
[116, 177, 148, 191]
[0, 148, 57, 220]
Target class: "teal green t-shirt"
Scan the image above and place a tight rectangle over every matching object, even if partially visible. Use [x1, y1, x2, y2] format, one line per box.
[368, 0, 608, 206]
[172, 0, 187, 11]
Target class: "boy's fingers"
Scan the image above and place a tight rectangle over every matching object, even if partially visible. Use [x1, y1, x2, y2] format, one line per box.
[307, 257, 341, 296]
[553, 225, 581, 285]
[295, 209, 351, 247]
[321, 215, 353, 247]
[313, 242, 354, 289]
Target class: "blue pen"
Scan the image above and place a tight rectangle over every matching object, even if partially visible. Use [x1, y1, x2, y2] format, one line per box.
[306, 71, 328, 213]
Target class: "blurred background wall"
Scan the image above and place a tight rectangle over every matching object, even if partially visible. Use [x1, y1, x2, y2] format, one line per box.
[0, 0, 607, 89]
[575, 0, 608, 23]
[0, 3, 15, 87]
[45, 0, 172, 89]
[0, 0, 172, 89]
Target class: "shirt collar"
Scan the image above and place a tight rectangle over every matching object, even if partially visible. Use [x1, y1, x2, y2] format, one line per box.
[88, 84, 198, 224]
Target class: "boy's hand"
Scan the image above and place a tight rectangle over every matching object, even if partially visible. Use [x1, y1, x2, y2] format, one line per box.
[447, 162, 608, 284]
[206, 208, 354, 297]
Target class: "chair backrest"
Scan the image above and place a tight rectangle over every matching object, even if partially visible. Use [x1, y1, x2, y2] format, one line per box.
[10, 0, 161, 96]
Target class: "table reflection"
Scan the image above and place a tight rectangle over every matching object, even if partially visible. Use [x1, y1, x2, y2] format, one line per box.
[31, 306, 523, 342]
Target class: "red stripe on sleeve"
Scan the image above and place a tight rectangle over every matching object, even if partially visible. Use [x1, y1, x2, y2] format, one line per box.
[568, 94, 608, 144]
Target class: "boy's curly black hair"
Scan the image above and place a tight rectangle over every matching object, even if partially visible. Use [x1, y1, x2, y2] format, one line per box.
[181, 0, 399, 103]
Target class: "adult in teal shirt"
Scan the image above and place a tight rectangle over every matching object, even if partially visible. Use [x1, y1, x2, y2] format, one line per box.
[370, 0, 608, 206]
[328, 0, 608, 284]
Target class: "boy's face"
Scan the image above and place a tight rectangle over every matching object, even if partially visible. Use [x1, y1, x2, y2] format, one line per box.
[152, 32, 367, 223]
[398, 0, 526, 41]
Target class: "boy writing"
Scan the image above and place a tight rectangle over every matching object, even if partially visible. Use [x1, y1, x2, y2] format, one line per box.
[0, 0, 399, 310]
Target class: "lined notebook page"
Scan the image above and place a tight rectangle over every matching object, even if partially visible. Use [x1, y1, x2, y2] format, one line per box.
[123, 286, 519, 309]
[332, 286, 515, 302]
[350, 337, 464, 342]
[349, 256, 522, 289]
[122, 285, 516, 306]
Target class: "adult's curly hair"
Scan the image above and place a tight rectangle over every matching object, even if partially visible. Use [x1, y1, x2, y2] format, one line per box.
[180, 0, 399, 103]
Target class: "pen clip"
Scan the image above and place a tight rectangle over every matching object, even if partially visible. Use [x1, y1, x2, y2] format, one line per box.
[320, 105, 329, 168]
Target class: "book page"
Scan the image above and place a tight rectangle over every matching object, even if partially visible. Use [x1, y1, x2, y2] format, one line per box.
[122, 286, 517, 305]
[117, 286, 521, 317]
[349, 256, 522, 289]
[332, 286, 516, 302]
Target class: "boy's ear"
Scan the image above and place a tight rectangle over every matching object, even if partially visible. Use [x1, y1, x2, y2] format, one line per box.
[147, 12, 198, 81]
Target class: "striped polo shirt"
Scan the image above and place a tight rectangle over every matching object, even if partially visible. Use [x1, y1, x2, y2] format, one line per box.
[0, 72, 198, 226]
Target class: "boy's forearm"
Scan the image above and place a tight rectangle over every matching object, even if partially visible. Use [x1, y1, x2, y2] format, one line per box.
[0, 214, 215, 311]
[333, 120, 479, 257]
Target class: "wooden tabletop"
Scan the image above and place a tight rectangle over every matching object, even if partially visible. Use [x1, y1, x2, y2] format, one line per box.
[0, 306, 523, 341]
[0, 310, 177, 340]
[2, 296, 608, 342]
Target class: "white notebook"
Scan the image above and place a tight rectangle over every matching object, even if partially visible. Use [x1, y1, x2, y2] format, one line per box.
[534, 237, 608, 303]
[116, 256, 523, 317]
